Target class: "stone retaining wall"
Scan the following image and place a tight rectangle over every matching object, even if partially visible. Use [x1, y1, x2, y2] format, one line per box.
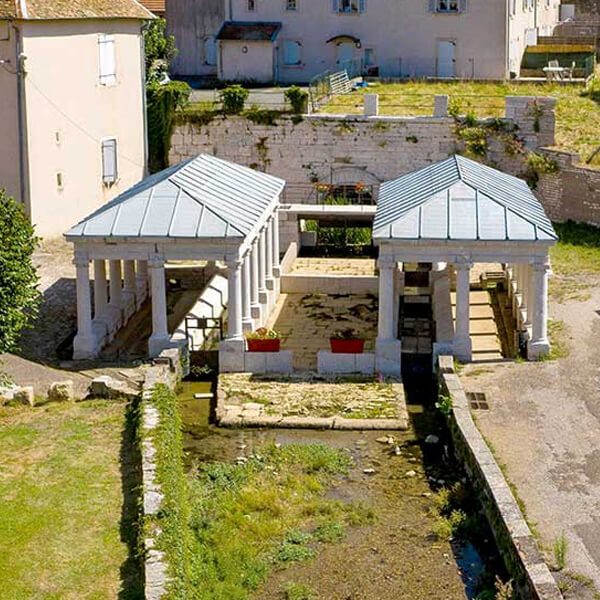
[140, 348, 186, 600]
[537, 149, 600, 227]
[438, 355, 563, 600]
[169, 97, 555, 204]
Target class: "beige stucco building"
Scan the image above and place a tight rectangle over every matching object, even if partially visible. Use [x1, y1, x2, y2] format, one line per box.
[169, 0, 561, 82]
[0, 0, 152, 237]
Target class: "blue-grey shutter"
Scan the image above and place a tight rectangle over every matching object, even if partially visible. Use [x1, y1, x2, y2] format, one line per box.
[102, 139, 118, 184]
[332, 0, 338, 11]
[429, 0, 436, 12]
[359, 0, 366, 12]
[459, 0, 467, 12]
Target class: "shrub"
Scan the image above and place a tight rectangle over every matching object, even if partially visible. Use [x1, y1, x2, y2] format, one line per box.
[146, 81, 191, 173]
[285, 86, 309, 114]
[0, 191, 40, 354]
[220, 85, 249, 115]
[144, 18, 177, 83]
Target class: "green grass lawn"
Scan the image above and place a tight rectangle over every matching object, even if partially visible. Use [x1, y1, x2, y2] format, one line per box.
[550, 222, 600, 303]
[0, 400, 142, 600]
[321, 80, 600, 166]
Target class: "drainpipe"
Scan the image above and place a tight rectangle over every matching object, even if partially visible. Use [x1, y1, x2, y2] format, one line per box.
[505, 0, 511, 79]
[228, 0, 233, 20]
[13, 23, 30, 214]
[140, 22, 149, 176]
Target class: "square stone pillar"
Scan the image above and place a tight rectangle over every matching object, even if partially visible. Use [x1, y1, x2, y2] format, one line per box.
[258, 227, 269, 307]
[265, 217, 275, 293]
[136, 260, 149, 308]
[105, 259, 123, 337]
[93, 259, 108, 318]
[454, 261, 472, 362]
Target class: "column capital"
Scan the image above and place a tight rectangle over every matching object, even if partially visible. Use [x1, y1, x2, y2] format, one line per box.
[533, 259, 551, 273]
[377, 256, 395, 270]
[73, 251, 90, 267]
[148, 256, 165, 268]
[454, 259, 472, 271]
[226, 257, 244, 270]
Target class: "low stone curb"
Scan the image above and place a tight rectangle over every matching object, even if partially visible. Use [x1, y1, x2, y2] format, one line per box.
[140, 350, 184, 600]
[217, 413, 408, 430]
[438, 355, 563, 600]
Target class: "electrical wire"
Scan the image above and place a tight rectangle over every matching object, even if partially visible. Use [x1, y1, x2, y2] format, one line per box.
[26, 75, 146, 169]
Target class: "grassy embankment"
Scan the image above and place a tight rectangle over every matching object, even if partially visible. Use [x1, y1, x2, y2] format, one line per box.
[0, 399, 142, 599]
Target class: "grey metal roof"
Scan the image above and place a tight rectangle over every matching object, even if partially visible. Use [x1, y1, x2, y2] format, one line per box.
[66, 154, 285, 240]
[373, 155, 557, 242]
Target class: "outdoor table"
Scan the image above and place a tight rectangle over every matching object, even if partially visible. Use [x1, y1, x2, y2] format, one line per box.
[542, 66, 566, 81]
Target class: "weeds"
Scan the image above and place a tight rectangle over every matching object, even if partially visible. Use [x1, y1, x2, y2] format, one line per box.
[282, 582, 316, 600]
[553, 533, 568, 571]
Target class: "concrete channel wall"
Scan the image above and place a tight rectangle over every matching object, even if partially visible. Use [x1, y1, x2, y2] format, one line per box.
[438, 355, 563, 600]
[140, 348, 187, 600]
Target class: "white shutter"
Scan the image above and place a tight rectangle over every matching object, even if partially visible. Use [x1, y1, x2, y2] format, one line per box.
[102, 139, 118, 184]
[99, 34, 116, 85]
[429, 0, 437, 12]
[332, 0, 339, 12]
[204, 37, 217, 65]
[359, 0, 366, 12]
[459, 0, 467, 12]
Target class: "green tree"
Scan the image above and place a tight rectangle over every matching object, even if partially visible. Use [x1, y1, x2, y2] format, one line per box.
[0, 190, 40, 353]
[144, 18, 177, 83]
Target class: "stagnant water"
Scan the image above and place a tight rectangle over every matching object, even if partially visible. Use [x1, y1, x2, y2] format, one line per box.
[179, 379, 506, 600]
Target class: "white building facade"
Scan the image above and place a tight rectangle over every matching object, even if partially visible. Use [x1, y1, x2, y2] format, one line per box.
[182, 0, 561, 83]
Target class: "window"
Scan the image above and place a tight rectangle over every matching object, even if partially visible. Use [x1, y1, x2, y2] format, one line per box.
[283, 40, 302, 65]
[364, 47, 375, 66]
[286, 0, 297, 9]
[98, 34, 116, 85]
[204, 37, 217, 65]
[102, 139, 118, 185]
[247, 0, 256, 10]
[436, 0, 459, 12]
[333, 0, 365, 14]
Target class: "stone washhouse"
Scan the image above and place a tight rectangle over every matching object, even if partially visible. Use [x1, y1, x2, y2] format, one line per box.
[66, 154, 557, 374]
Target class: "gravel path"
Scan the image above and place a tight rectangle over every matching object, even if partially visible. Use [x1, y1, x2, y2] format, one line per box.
[462, 279, 600, 593]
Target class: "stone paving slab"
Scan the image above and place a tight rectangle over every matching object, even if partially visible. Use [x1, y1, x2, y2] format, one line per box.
[217, 372, 408, 430]
[290, 258, 377, 276]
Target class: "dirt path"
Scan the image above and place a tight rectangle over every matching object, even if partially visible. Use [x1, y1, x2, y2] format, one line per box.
[462, 279, 600, 592]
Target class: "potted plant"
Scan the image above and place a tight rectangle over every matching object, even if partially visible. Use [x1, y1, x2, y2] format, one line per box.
[330, 328, 365, 354]
[245, 327, 281, 352]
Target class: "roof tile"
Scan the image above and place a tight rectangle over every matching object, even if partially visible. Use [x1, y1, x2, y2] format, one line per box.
[0, 0, 153, 20]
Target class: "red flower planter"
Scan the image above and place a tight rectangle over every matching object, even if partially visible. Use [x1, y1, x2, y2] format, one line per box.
[247, 338, 281, 353]
[329, 338, 365, 354]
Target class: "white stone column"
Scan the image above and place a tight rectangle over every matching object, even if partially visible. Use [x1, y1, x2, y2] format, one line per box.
[242, 253, 253, 332]
[258, 228, 268, 306]
[122, 260, 137, 321]
[250, 239, 262, 323]
[265, 218, 274, 291]
[377, 258, 395, 341]
[109, 260, 123, 308]
[272, 210, 281, 276]
[528, 259, 550, 359]
[73, 253, 97, 359]
[106, 259, 123, 336]
[148, 258, 170, 357]
[136, 259, 149, 307]
[524, 263, 533, 328]
[454, 261, 472, 362]
[93, 259, 108, 318]
[219, 258, 246, 373]
[375, 255, 402, 376]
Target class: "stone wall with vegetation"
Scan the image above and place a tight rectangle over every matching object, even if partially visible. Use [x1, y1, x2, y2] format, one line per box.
[168, 96, 555, 204]
[438, 355, 563, 600]
[537, 148, 600, 227]
[139, 349, 187, 600]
